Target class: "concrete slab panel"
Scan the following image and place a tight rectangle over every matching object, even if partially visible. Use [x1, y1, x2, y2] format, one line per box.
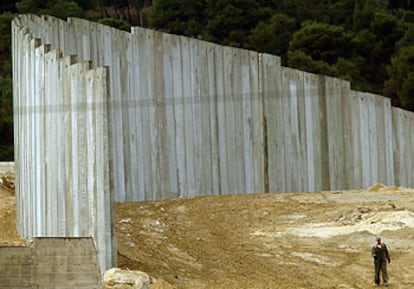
[260, 54, 283, 192]
[304, 72, 323, 191]
[215, 44, 228, 195]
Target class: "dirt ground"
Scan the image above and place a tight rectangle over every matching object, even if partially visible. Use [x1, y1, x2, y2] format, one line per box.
[2, 171, 414, 289]
[0, 172, 22, 246]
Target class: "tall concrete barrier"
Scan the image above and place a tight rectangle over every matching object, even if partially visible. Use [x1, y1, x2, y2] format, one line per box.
[12, 14, 414, 274]
[12, 18, 115, 275]
[14, 14, 414, 197]
[392, 108, 414, 187]
[12, 15, 295, 199]
[346, 91, 395, 188]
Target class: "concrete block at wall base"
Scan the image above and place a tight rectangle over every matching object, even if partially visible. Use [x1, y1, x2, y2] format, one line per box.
[0, 237, 101, 289]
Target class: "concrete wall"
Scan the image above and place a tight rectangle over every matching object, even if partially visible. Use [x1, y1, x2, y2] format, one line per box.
[14, 15, 269, 200]
[392, 107, 414, 186]
[346, 91, 395, 189]
[0, 238, 101, 289]
[12, 14, 414, 274]
[12, 18, 115, 275]
[0, 162, 15, 174]
[0, 246, 31, 288]
[14, 14, 414, 198]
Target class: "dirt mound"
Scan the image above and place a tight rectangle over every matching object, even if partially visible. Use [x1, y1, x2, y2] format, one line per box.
[2, 174, 414, 288]
[367, 183, 401, 192]
[289, 209, 414, 238]
[0, 172, 23, 246]
[116, 189, 414, 289]
[0, 172, 15, 196]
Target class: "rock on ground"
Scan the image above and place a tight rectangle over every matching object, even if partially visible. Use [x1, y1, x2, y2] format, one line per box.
[103, 268, 175, 289]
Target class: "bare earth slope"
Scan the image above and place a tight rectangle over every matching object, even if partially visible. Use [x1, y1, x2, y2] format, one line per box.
[116, 185, 414, 289]
[1, 171, 414, 288]
[0, 172, 22, 245]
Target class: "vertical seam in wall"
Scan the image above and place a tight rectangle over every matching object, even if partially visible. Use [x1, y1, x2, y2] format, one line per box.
[319, 75, 330, 191]
[258, 54, 269, 193]
[213, 49, 222, 195]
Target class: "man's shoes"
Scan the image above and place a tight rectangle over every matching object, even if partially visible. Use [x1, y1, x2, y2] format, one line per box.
[384, 282, 388, 287]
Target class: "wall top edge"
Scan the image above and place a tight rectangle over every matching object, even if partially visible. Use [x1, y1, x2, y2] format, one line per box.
[14, 14, 268, 56]
[12, 26, 105, 75]
[351, 90, 392, 103]
[13, 14, 413, 115]
[392, 106, 414, 116]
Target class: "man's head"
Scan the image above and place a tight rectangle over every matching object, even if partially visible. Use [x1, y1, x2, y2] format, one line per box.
[376, 235, 382, 244]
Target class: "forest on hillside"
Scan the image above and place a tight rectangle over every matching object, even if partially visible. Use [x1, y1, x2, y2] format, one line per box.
[1, 0, 414, 160]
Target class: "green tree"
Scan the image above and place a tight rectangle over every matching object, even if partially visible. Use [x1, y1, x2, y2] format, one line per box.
[0, 13, 13, 61]
[150, 0, 206, 37]
[384, 46, 414, 109]
[260, 0, 332, 25]
[206, 0, 266, 47]
[0, 1, 18, 13]
[328, 0, 355, 29]
[17, 0, 83, 18]
[0, 12, 14, 160]
[98, 17, 131, 31]
[349, 11, 404, 92]
[133, 0, 151, 27]
[43, 0, 83, 18]
[367, 12, 404, 89]
[395, 23, 414, 52]
[288, 21, 351, 65]
[353, 0, 373, 30]
[389, 0, 414, 9]
[16, 0, 45, 13]
[287, 49, 336, 76]
[0, 77, 13, 161]
[287, 20, 373, 90]
[247, 13, 295, 61]
[74, 0, 96, 10]
[332, 56, 368, 90]
[370, 12, 404, 56]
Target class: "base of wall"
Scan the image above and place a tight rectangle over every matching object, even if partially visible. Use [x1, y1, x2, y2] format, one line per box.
[0, 237, 101, 289]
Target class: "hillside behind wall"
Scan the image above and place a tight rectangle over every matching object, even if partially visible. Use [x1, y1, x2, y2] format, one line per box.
[12, 18, 115, 275]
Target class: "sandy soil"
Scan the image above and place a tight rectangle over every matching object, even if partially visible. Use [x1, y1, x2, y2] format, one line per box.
[0, 172, 23, 246]
[2, 171, 414, 288]
[116, 185, 414, 289]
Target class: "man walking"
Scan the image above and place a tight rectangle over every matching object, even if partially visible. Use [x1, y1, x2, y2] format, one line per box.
[371, 235, 390, 286]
